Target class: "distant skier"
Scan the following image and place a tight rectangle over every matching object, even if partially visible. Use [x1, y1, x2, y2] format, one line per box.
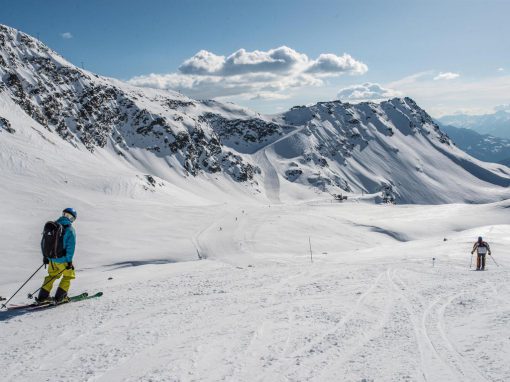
[471, 236, 491, 271]
[36, 208, 77, 303]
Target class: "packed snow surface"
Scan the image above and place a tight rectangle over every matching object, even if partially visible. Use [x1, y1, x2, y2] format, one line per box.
[1, 186, 510, 382]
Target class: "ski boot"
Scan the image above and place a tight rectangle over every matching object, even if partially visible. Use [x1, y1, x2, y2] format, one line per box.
[35, 288, 51, 304]
[54, 287, 70, 304]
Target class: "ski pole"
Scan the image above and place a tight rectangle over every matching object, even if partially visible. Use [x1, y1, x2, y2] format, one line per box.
[1, 264, 44, 309]
[469, 252, 474, 269]
[489, 254, 500, 268]
[27, 268, 65, 299]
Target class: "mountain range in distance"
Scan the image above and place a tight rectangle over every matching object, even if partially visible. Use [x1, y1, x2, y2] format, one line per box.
[437, 123, 510, 166]
[437, 109, 510, 139]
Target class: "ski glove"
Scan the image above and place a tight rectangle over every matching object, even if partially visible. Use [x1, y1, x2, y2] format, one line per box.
[66, 262, 74, 270]
[43, 257, 49, 265]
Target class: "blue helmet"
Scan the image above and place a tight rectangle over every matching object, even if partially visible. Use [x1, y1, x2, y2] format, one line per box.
[62, 207, 77, 220]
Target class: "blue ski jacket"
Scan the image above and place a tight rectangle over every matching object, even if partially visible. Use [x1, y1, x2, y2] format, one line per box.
[51, 216, 76, 263]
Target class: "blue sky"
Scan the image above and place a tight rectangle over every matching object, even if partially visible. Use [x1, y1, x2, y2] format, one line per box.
[1, 0, 509, 116]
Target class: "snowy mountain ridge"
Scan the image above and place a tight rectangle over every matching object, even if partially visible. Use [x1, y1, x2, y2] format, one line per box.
[1, 23, 510, 204]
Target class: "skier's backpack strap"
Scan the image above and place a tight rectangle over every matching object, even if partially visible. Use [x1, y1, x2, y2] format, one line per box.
[55, 224, 69, 259]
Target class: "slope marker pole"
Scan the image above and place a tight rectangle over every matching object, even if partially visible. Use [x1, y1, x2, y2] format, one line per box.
[309, 237, 313, 263]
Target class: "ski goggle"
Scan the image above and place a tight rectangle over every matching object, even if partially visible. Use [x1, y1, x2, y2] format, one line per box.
[63, 212, 76, 222]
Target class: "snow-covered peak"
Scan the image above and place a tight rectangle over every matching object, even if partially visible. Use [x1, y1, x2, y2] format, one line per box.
[0, 24, 68, 64]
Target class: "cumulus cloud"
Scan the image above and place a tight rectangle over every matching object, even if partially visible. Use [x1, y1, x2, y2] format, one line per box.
[433, 72, 460, 81]
[61, 32, 73, 39]
[222, 46, 308, 76]
[307, 53, 368, 75]
[128, 46, 367, 100]
[178, 50, 225, 75]
[337, 82, 401, 101]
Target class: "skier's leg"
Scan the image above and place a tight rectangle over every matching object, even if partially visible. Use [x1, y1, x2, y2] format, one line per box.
[41, 262, 64, 293]
[476, 255, 481, 270]
[481, 254, 486, 270]
[56, 268, 76, 300]
[37, 262, 63, 302]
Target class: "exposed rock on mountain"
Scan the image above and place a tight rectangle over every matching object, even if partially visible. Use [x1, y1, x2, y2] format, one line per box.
[0, 24, 265, 183]
[1, 24, 509, 204]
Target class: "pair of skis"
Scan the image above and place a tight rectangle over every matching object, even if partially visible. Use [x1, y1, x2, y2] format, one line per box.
[4, 292, 102, 311]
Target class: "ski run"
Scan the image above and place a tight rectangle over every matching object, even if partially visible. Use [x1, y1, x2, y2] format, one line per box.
[1, 200, 509, 382]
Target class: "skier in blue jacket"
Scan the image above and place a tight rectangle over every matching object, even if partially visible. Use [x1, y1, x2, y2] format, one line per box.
[36, 208, 77, 303]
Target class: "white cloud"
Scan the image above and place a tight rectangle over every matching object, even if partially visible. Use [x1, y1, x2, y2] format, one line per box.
[129, 71, 322, 100]
[222, 46, 308, 76]
[497, 67, 505, 72]
[307, 53, 368, 75]
[337, 82, 401, 101]
[178, 50, 225, 75]
[129, 46, 367, 99]
[387, 71, 434, 87]
[249, 92, 292, 101]
[61, 32, 73, 39]
[433, 72, 460, 81]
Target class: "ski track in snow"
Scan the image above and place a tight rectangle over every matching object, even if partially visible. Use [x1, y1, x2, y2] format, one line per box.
[1, 203, 510, 382]
[253, 148, 281, 204]
[1, 259, 509, 382]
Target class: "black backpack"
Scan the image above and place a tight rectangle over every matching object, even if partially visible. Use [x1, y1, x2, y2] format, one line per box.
[41, 221, 67, 259]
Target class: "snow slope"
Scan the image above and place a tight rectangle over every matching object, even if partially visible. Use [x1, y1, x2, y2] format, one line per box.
[1, 23, 510, 382]
[1, 112, 510, 381]
[1, 198, 510, 382]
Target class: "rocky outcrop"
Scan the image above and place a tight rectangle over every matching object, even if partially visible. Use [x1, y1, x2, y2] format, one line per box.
[0, 24, 261, 182]
[0, 116, 14, 133]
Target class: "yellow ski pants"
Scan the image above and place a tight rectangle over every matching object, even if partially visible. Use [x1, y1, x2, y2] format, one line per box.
[42, 262, 75, 293]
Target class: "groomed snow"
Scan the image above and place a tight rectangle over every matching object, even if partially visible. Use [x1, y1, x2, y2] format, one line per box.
[1, 184, 509, 381]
